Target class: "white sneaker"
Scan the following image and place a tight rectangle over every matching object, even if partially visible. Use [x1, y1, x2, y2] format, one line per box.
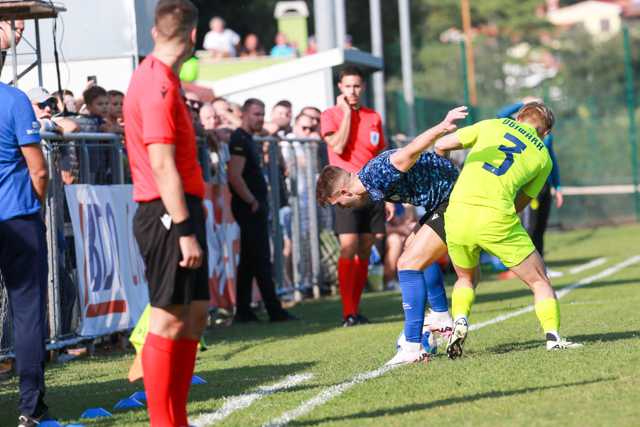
[424, 309, 454, 333]
[386, 342, 429, 366]
[546, 338, 583, 350]
[446, 317, 469, 360]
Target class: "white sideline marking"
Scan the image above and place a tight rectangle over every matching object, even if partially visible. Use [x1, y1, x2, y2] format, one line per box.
[568, 257, 607, 275]
[266, 255, 640, 426]
[263, 366, 398, 427]
[192, 373, 313, 426]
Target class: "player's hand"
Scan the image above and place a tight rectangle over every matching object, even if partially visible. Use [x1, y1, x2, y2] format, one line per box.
[337, 94, 351, 114]
[554, 189, 564, 208]
[441, 106, 469, 133]
[385, 202, 395, 221]
[178, 235, 203, 269]
[250, 199, 260, 213]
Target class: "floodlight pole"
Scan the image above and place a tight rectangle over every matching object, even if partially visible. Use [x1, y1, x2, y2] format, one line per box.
[623, 25, 640, 221]
[398, 0, 416, 137]
[369, 0, 386, 124]
[334, 0, 346, 49]
[314, 0, 337, 107]
[461, 0, 478, 105]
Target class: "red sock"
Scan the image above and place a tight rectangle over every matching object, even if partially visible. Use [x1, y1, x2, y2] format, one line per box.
[338, 257, 356, 318]
[142, 333, 179, 426]
[353, 256, 370, 313]
[172, 339, 198, 427]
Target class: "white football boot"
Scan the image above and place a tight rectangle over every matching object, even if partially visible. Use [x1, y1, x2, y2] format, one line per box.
[546, 333, 583, 350]
[386, 341, 429, 366]
[446, 317, 469, 360]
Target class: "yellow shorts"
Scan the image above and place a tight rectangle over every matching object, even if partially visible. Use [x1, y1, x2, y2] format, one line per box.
[444, 202, 535, 269]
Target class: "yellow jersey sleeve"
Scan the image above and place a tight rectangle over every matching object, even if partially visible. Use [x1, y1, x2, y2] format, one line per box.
[522, 157, 552, 198]
[455, 122, 482, 149]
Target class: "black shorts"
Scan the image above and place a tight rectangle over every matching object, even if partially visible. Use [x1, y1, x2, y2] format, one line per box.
[417, 199, 449, 242]
[133, 195, 209, 308]
[334, 199, 386, 235]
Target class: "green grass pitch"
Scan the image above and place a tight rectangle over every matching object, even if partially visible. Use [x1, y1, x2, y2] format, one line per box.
[1, 224, 639, 426]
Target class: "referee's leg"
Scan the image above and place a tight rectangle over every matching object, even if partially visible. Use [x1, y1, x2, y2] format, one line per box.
[0, 214, 48, 419]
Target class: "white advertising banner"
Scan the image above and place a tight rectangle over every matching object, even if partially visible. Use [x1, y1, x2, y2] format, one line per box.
[65, 185, 149, 336]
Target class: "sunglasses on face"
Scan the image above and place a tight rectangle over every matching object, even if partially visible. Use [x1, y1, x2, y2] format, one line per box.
[37, 98, 56, 110]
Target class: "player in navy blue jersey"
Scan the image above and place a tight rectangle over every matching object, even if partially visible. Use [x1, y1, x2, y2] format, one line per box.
[317, 106, 468, 365]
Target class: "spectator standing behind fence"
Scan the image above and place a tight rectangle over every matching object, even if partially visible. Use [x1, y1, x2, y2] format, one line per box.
[106, 90, 124, 129]
[73, 85, 115, 183]
[28, 87, 79, 185]
[265, 99, 293, 136]
[123, 1, 208, 425]
[270, 32, 296, 57]
[212, 97, 242, 129]
[0, 82, 50, 427]
[227, 98, 297, 323]
[203, 16, 239, 58]
[321, 66, 388, 327]
[239, 33, 265, 57]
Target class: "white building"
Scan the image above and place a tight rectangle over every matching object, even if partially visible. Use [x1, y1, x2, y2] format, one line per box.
[547, 0, 623, 41]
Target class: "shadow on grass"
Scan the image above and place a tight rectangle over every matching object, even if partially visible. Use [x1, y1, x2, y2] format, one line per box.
[289, 378, 614, 426]
[545, 257, 597, 268]
[208, 291, 403, 345]
[485, 330, 639, 354]
[1, 361, 316, 426]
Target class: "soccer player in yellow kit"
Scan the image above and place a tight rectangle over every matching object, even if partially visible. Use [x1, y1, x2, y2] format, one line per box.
[434, 102, 581, 359]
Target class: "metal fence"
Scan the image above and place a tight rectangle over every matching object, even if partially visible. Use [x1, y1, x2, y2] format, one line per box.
[389, 28, 640, 229]
[0, 131, 331, 358]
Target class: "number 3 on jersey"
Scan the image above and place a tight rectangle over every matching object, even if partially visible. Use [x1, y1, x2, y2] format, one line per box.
[483, 133, 527, 176]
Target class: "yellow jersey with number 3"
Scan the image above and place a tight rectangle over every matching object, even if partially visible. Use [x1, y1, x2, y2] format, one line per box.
[448, 118, 552, 215]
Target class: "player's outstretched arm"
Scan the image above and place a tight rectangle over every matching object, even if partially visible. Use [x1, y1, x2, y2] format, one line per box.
[390, 106, 467, 172]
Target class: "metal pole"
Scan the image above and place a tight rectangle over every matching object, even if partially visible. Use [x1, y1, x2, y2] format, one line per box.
[10, 19, 18, 87]
[116, 144, 125, 184]
[459, 40, 473, 124]
[314, 0, 336, 51]
[623, 25, 640, 221]
[398, 0, 416, 137]
[43, 143, 61, 342]
[267, 140, 285, 293]
[334, 0, 347, 49]
[35, 19, 43, 87]
[369, 0, 386, 124]
[305, 142, 322, 299]
[315, 0, 337, 108]
[460, 0, 478, 105]
[284, 142, 303, 301]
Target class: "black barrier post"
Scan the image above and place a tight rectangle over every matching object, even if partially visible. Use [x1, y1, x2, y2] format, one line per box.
[267, 139, 285, 293]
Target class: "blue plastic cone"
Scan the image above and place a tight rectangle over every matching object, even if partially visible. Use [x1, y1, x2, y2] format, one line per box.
[80, 407, 112, 419]
[191, 375, 207, 385]
[114, 397, 144, 410]
[39, 421, 63, 427]
[130, 391, 146, 402]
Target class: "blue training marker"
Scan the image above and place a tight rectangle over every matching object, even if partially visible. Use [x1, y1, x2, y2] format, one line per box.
[80, 407, 112, 419]
[39, 421, 63, 427]
[191, 375, 207, 385]
[65, 424, 86, 427]
[130, 391, 146, 402]
[114, 397, 144, 410]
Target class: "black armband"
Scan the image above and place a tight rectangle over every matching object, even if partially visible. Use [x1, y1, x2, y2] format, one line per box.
[174, 218, 195, 237]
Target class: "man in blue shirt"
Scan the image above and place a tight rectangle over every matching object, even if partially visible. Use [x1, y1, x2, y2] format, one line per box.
[0, 82, 50, 426]
[316, 106, 468, 365]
